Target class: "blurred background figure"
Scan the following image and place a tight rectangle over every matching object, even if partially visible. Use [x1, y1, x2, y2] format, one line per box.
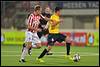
[1, 33, 4, 43]
[44, 5, 52, 14]
[88, 33, 94, 46]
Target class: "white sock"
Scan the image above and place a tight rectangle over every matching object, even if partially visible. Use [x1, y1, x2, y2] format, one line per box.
[20, 47, 28, 60]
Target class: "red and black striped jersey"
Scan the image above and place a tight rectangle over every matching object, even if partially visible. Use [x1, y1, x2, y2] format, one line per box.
[27, 13, 41, 32]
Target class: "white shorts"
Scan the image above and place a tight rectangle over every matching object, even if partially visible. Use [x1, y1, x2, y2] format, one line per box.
[24, 31, 41, 46]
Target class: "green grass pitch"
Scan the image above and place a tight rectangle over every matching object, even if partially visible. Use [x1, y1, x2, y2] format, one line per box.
[1, 45, 99, 66]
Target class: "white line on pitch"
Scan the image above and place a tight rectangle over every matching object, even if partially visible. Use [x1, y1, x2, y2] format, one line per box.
[1, 51, 99, 55]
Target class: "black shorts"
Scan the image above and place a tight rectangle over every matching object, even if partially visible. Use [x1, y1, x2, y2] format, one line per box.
[37, 29, 49, 38]
[47, 33, 66, 46]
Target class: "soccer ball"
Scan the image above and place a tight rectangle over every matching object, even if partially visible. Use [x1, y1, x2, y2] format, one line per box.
[73, 53, 80, 62]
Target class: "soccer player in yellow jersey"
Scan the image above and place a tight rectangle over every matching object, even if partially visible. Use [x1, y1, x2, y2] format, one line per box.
[36, 7, 73, 62]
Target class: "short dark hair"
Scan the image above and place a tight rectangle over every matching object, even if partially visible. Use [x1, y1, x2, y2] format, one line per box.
[34, 5, 41, 11]
[55, 7, 61, 12]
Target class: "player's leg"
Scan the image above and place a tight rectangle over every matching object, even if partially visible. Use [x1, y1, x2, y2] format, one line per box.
[46, 34, 56, 54]
[43, 29, 53, 55]
[32, 32, 42, 48]
[19, 43, 32, 62]
[28, 30, 43, 55]
[27, 43, 42, 56]
[65, 35, 73, 61]
[22, 43, 26, 52]
[36, 34, 55, 62]
[46, 45, 53, 55]
[21, 42, 35, 55]
[28, 32, 42, 55]
[36, 45, 53, 62]
[19, 31, 33, 62]
[65, 36, 71, 55]
[22, 42, 33, 56]
[57, 33, 72, 60]
[27, 42, 35, 55]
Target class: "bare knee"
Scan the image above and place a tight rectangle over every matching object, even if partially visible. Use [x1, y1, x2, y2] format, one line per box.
[25, 42, 32, 49]
[47, 45, 52, 51]
[65, 36, 72, 43]
[36, 43, 42, 48]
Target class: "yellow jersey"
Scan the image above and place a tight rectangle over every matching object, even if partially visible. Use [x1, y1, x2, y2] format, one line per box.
[49, 14, 60, 34]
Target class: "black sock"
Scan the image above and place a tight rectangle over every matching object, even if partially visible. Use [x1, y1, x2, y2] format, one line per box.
[38, 48, 48, 59]
[23, 43, 26, 47]
[66, 43, 71, 55]
[29, 47, 32, 50]
[22, 43, 26, 52]
[23, 43, 32, 50]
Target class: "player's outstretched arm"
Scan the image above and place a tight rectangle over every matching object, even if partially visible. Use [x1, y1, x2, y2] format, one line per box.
[40, 14, 50, 21]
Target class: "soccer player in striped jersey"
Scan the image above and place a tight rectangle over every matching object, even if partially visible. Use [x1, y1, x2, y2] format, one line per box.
[36, 7, 73, 62]
[22, 6, 51, 56]
[27, 6, 52, 55]
[19, 5, 49, 62]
